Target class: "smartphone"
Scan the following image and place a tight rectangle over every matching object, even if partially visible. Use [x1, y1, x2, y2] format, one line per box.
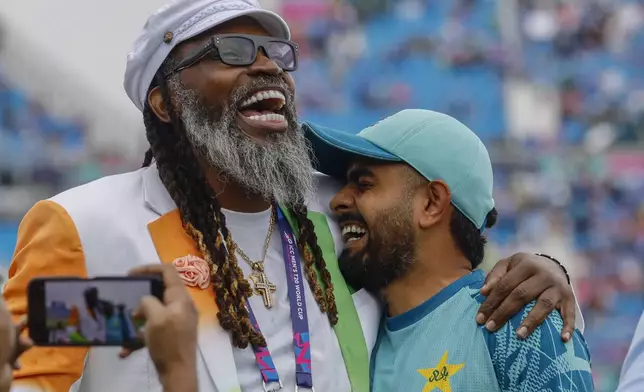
[27, 276, 164, 347]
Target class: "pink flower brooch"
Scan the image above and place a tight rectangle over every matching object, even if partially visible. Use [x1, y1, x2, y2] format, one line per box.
[172, 255, 211, 289]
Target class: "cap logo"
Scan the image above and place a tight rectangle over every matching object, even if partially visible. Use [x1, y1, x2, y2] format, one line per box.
[163, 31, 173, 44]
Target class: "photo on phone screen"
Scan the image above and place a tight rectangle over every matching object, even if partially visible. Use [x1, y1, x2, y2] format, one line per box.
[28, 277, 163, 346]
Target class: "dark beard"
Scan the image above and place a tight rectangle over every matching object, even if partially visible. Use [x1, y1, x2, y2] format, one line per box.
[338, 205, 416, 294]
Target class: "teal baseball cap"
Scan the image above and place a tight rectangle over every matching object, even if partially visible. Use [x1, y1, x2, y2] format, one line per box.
[302, 109, 495, 230]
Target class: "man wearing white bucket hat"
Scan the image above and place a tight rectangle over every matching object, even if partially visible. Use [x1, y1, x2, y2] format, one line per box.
[3, 1, 583, 391]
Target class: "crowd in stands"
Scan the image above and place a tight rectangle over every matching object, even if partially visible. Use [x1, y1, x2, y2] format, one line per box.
[0, 0, 643, 390]
[518, 0, 644, 145]
[0, 74, 89, 220]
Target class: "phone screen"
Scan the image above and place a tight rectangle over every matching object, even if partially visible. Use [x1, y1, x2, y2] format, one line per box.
[28, 277, 163, 347]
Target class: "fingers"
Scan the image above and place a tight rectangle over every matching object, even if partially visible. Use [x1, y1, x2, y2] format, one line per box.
[508, 285, 559, 339]
[119, 322, 146, 359]
[558, 295, 576, 342]
[119, 339, 145, 359]
[485, 277, 547, 333]
[128, 264, 181, 287]
[9, 317, 32, 369]
[119, 347, 133, 359]
[477, 262, 532, 327]
[17, 336, 32, 352]
[15, 317, 28, 333]
[119, 345, 142, 359]
[10, 335, 32, 369]
[128, 264, 167, 278]
[128, 264, 187, 303]
[119, 296, 162, 360]
[137, 295, 165, 320]
[480, 258, 509, 297]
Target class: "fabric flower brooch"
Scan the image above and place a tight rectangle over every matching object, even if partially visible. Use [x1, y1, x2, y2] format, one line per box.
[172, 255, 210, 289]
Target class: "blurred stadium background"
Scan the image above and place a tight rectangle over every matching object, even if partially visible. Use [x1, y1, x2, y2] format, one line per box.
[0, 0, 643, 390]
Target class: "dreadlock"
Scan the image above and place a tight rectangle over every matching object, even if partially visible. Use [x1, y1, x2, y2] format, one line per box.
[141, 58, 337, 348]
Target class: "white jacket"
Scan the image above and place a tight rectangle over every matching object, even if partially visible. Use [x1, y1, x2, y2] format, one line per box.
[3, 164, 381, 392]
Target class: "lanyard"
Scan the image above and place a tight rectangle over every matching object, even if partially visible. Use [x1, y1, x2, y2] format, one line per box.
[245, 205, 314, 391]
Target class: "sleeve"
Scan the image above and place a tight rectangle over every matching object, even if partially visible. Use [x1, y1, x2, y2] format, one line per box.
[2, 200, 89, 392]
[616, 312, 644, 392]
[485, 302, 594, 392]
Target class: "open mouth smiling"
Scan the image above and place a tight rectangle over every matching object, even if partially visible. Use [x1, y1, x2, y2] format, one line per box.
[237, 88, 288, 134]
[340, 222, 369, 250]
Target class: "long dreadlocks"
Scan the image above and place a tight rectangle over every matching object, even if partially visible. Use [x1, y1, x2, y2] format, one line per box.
[141, 60, 338, 349]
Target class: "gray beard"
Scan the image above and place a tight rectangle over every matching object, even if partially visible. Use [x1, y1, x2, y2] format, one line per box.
[167, 76, 314, 207]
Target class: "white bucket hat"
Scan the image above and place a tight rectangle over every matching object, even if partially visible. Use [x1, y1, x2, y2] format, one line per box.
[123, 0, 290, 111]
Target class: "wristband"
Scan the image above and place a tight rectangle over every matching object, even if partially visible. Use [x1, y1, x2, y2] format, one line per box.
[535, 253, 571, 285]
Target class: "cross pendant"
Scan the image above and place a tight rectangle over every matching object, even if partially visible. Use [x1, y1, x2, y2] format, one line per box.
[250, 269, 277, 309]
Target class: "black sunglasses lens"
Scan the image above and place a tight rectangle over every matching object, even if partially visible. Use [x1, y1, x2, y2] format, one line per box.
[265, 41, 296, 71]
[219, 37, 296, 70]
[218, 37, 256, 65]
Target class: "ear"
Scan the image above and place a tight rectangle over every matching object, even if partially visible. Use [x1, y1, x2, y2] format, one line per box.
[148, 86, 171, 123]
[418, 180, 452, 229]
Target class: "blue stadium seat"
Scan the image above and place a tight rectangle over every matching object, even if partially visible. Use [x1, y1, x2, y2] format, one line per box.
[0, 223, 18, 265]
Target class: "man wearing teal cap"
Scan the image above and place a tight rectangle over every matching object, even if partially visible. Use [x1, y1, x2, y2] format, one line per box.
[304, 109, 594, 391]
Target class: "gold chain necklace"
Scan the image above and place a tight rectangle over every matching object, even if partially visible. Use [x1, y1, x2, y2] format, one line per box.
[232, 205, 277, 308]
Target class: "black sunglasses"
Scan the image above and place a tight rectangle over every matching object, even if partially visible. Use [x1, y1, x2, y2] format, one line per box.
[164, 34, 299, 78]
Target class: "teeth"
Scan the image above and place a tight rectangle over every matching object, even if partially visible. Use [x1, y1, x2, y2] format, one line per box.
[341, 225, 367, 236]
[248, 113, 286, 122]
[241, 89, 286, 109]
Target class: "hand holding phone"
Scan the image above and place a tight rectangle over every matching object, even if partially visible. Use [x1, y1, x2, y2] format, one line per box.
[120, 264, 198, 392]
[27, 276, 164, 347]
[1, 301, 32, 392]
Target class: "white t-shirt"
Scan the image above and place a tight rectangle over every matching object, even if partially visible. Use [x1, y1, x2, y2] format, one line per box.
[225, 174, 351, 392]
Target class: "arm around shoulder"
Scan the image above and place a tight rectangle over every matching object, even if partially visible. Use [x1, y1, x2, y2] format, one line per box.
[3, 200, 89, 391]
[486, 304, 594, 392]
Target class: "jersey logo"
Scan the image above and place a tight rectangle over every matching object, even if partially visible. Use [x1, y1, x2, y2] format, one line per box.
[417, 351, 464, 392]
